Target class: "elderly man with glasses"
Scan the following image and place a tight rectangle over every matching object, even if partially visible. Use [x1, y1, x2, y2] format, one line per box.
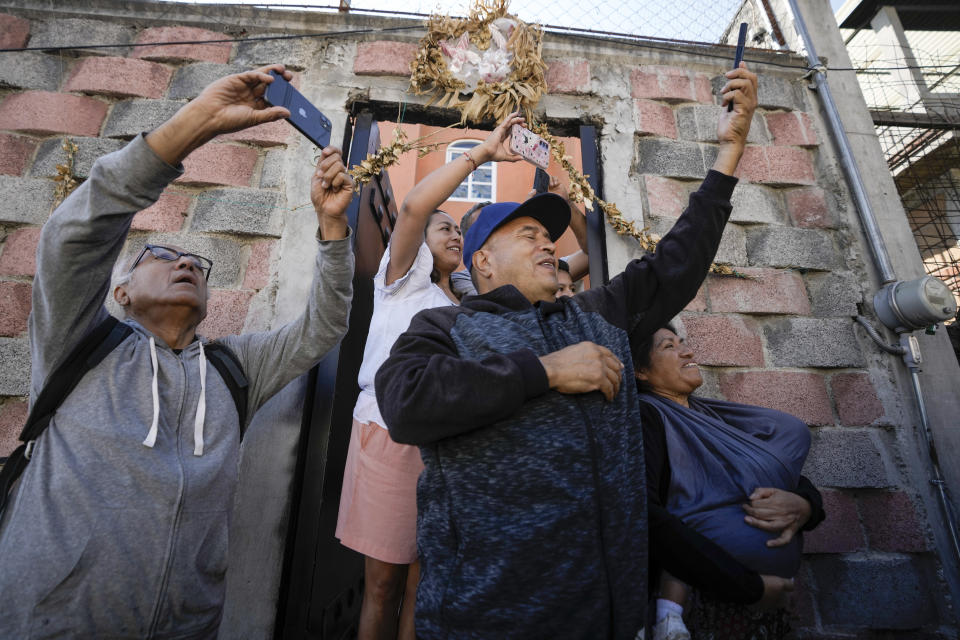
[0, 65, 355, 638]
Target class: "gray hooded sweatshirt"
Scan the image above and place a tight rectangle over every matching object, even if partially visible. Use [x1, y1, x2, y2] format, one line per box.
[0, 135, 354, 639]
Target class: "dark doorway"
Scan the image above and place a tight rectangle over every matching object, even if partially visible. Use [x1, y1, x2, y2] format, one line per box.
[276, 105, 608, 640]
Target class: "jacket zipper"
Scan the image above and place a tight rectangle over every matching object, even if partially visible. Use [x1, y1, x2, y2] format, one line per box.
[147, 349, 189, 638]
[534, 307, 616, 637]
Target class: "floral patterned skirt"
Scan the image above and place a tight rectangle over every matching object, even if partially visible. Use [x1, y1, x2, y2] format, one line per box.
[685, 590, 791, 640]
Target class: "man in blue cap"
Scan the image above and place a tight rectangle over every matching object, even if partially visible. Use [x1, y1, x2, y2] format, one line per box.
[377, 64, 762, 639]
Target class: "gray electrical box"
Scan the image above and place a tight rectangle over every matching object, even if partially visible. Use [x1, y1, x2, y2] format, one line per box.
[874, 276, 958, 333]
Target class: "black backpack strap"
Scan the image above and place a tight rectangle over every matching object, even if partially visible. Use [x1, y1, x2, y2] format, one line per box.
[204, 342, 249, 433]
[0, 315, 132, 515]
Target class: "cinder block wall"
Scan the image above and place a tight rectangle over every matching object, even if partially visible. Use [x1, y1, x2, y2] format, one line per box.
[0, 2, 955, 637]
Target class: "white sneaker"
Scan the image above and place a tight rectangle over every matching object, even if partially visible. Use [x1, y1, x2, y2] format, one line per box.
[652, 611, 691, 640]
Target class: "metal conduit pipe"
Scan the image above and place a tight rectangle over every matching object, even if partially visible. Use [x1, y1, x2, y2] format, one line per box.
[908, 364, 960, 565]
[784, 0, 960, 569]
[784, 0, 897, 285]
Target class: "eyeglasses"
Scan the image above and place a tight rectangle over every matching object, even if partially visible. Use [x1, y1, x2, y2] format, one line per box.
[130, 244, 214, 280]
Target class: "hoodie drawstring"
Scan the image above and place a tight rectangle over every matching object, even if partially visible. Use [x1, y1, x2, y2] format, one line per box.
[141, 337, 208, 456]
[194, 342, 207, 456]
[142, 337, 160, 448]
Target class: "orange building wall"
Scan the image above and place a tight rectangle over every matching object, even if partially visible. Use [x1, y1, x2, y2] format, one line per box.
[378, 122, 585, 265]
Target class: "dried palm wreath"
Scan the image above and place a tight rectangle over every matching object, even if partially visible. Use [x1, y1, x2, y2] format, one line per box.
[349, 0, 747, 278]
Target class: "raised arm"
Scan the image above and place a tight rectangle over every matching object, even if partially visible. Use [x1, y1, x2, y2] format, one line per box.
[546, 174, 590, 281]
[387, 113, 525, 283]
[219, 149, 354, 417]
[575, 65, 757, 335]
[29, 65, 294, 392]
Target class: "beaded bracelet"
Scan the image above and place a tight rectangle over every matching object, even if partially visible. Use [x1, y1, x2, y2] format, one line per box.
[463, 149, 479, 172]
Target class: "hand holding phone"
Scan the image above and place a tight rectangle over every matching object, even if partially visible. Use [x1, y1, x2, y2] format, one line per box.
[264, 70, 333, 148]
[509, 124, 551, 171]
[533, 168, 551, 193]
[728, 22, 748, 112]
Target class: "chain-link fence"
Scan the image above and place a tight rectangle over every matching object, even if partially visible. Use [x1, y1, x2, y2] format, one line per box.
[842, 26, 960, 330]
[165, 0, 788, 49]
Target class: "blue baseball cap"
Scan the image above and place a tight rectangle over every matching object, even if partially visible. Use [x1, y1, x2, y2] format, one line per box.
[462, 193, 571, 272]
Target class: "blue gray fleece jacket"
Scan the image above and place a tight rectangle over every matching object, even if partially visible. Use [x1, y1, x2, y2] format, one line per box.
[375, 170, 738, 639]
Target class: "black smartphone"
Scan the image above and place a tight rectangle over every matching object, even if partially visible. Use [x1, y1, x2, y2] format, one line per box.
[264, 70, 332, 148]
[728, 22, 748, 112]
[533, 168, 550, 194]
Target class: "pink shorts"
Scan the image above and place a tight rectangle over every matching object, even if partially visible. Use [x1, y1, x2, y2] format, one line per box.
[335, 418, 424, 564]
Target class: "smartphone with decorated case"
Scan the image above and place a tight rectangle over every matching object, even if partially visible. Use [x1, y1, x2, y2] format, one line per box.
[509, 124, 550, 170]
[263, 70, 332, 148]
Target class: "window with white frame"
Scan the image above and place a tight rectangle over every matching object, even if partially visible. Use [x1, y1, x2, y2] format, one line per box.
[446, 139, 496, 202]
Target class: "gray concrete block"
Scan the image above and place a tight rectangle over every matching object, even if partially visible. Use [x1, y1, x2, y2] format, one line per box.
[103, 99, 183, 139]
[807, 555, 937, 629]
[190, 188, 282, 238]
[0, 176, 55, 224]
[714, 74, 804, 111]
[0, 337, 30, 396]
[0, 52, 61, 91]
[29, 19, 135, 56]
[260, 150, 285, 189]
[802, 428, 891, 488]
[714, 221, 748, 266]
[805, 271, 863, 317]
[729, 183, 785, 225]
[634, 138, 707, 179]
[31, 137, 126, 180]
[763, 317, 866, 368]
[120, 231, 246, 288]
[234, 35, 309, 70]
[675, 104, 768, 145]
[646, 216, 747, 266]
[169, 63, 245, 100]
[746, 226, 841, 270]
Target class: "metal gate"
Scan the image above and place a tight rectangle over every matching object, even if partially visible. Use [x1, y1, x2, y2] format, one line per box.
[276, 110, 395, 640]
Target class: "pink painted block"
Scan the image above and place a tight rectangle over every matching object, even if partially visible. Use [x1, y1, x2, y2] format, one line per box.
[354, 41, 417, 76]
[132, 191, 191, 232]
[64, 56, 172, 99]
[0, 14, 30, 50]
[545, 59, 590, 94]
[197, 289, 255, 338]
[708, 268, 811, 315]
[0, 91, 107, 136]
[133, 26, 232, 64]
[644, 175, 688, 218]
[0, 227, 41, 276]
[682, 313, 764, 367]
[803, 489, 865, 553]
[766, 111, 818, 147]
[0, 133, 37, 176]
[177, 144, 258, 188]
[0, 281, 32, 337]
[218, 119, 292, 147]
[831, 372, 884, 426]
[634, 99, 677, 139]
[718, 370, 833, 425]
[243, 239, 276, 290]
[859, 491, 929, 552]
[786, 187, 834, 229]
[0, 397, 28, 457]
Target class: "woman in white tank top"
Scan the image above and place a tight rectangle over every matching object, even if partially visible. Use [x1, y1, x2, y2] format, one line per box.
[336, 113, 527, 640]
